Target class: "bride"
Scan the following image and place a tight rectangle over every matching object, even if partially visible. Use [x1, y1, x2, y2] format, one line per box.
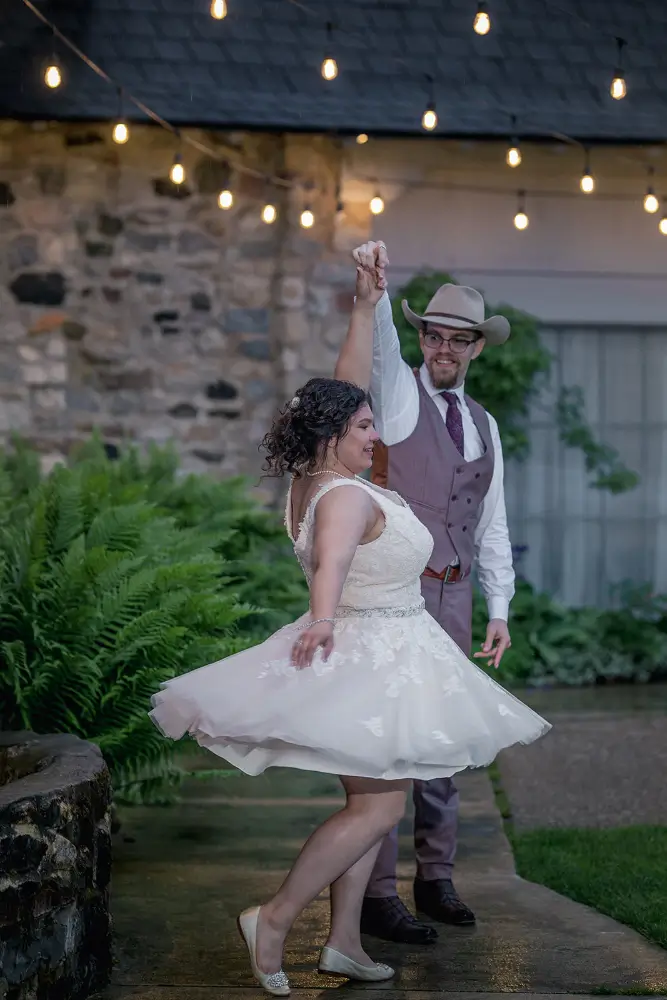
[149, 257, 550, 996]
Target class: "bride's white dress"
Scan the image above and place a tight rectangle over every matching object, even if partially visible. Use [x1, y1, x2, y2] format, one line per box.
[149, 477, 550, 778]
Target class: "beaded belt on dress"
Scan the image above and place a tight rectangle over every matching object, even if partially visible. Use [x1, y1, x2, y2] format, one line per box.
[334, 598, 425, 620]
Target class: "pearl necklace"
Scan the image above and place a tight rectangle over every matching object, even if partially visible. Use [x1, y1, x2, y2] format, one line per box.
[306, 469, 351, 479]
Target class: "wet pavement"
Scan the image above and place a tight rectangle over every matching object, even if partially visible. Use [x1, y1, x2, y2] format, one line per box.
[95, 733, 667, 1000]
[498, 688, 667, 830]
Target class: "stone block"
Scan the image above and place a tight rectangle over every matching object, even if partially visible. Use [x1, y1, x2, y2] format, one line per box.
[10, 272, 66, 307]
[97, 213, 123, 237]
[62, 320, 86, 341]
[125, 230, 171, 252]
[245, 378, 274, 402]
[239, 338, 272, 361]
[0, 180, 16, 206]
[206, 379, 238, 401]
[35, 164, 66, 196]
[8, 234, 39, 271]
[33, 389, 66, 410]
[279, 276, 306, 310]
[225, 308, 269, 334]
[136, 271, 164, 285]
[85, 241, 114, 258]
[23, 362, 67, 386]
[0, 731, 112, 1000]
[190, 291, 212, 311]
[19, 345, 41, 363]
[177, 230, 219, 254]
[168, 402, 198, 419]
[66, 388, 101, 412]
[97, 368, 154, 391]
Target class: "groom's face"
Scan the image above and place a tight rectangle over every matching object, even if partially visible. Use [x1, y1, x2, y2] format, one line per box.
[420, 324, 486, 389]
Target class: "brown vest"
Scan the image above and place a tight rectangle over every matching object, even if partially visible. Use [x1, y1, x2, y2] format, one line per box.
[371, 372, 494, 575]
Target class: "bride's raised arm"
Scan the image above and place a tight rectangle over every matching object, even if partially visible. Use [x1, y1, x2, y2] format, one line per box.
[333, 244, 387, 390]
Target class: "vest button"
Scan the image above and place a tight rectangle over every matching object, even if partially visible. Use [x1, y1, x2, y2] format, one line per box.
[474, 472, 480, 479]
[457, 467, 464, 474]
[447, 523, 453, 529]
[467, 497, 471, 503]
[452, 495, 457, 501]
[462, 525, 467, 532]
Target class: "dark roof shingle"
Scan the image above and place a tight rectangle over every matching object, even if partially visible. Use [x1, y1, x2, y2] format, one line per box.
[0, 0, 665, 140]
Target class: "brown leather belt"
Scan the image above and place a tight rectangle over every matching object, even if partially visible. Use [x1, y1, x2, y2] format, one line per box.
[422, 565, 465, 584]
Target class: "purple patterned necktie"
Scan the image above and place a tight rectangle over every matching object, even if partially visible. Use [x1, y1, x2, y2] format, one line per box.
[441, 391, 465, 457]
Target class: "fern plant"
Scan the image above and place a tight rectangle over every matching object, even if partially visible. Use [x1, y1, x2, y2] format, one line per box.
[0, 453, 259, 803]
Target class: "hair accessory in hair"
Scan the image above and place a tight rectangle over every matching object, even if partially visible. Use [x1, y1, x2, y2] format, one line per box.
[289, 395, 300, 410]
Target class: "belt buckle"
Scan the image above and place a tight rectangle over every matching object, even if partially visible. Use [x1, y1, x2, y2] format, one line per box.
[443, 565, 455, 584]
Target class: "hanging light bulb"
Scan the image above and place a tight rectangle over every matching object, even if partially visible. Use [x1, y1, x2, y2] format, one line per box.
[210, 0, 227, 19]
[659, 211, 667, 236]
[422, 106, 437, 131]
[300, 206, 315, 229]
[473, 2, 491, 35]
[356, 133, 369, 145]
[506, 143, 521, 167]
[580, 150, 595, 193]
[321, 22, 338, 80]
[218, 189, 233, 209]
[421, 74, 437, 131]
[580, 169, 595, 193]
[112, 121, 129, 144]
[111, 88, 129, 144]
[261, 202, 277, 224]
[644, 167, 659, 213]
[513, 190, 529, 230]
[44, 63, 62, 89]
[170, 153, 185, 186]
[610, 37, 627, 100]
[369, 191, 385, 215]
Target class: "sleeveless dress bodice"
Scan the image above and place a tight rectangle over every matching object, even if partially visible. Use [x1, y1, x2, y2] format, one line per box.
[287, 477, 434, 613]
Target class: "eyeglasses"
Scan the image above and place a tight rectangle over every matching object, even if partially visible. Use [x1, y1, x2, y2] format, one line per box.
[422, 330, 480, 354]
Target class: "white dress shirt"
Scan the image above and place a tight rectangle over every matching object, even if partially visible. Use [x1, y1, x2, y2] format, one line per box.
[369, 291, 515, 622]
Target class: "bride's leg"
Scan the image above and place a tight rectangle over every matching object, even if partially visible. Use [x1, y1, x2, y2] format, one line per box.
[255, 776, 408, 974]
[325, 840, 383, 965]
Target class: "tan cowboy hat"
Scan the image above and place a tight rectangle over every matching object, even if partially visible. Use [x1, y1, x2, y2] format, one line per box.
[402, 283, 510, 346]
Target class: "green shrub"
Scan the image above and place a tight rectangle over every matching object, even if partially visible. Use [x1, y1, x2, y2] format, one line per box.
[473, 579, 667, 688]
[0, 439, 308, 803]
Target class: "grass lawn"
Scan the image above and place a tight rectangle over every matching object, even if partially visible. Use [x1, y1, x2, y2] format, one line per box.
[510, 826, 667, 952]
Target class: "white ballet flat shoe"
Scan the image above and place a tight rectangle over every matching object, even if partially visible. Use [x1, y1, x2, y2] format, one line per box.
[237, 906, 291, 997]
[318, 945, 395, 981]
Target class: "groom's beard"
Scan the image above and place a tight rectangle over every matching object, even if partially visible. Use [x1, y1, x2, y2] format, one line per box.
[427, 356, 464, 389]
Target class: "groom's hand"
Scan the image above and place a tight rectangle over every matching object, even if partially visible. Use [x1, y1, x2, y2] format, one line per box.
[473, 619, 511, 670]
[352, 240, 389, 287]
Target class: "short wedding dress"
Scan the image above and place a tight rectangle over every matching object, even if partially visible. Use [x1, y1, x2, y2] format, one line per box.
[149, 477, 550, 778]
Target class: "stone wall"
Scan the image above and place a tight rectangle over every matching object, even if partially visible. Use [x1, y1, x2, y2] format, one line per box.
[0, 731, 112, 1000]
[0, 121, 371, 483]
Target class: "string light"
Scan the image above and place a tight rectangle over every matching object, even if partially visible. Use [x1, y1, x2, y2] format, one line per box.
[659, 212, 667, 236]
[473, 2, 491, 35]
[643, 167, 659, 214]
[112, 122, 129, 144]
[44, 63, 62, 88]
[506, 120, 521, 167]
[218, 189, 233, 209]
[580, 150, 595, 193]
[111, 87, 129, 144]
[261, 202, 277, 224]
[513, 190, 528, 230]
[369, 191, 385, 215]
[321, 23, 338, 80]
[300, 206, 315, 229]
[610, 37, 627, 100]
[170, 152, 185, 186]
[421, 75, 437, 131]
[356, 133, 369, 145]
[210, 0, 227, 19]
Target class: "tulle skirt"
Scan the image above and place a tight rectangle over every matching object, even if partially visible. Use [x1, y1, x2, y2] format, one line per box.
[149, 608, 550, 780]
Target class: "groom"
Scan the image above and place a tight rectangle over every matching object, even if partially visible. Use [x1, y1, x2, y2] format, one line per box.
[353, 240, 515, 945]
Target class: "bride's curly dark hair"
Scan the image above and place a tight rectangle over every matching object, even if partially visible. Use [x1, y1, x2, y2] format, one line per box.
[262, 377, 370, 477]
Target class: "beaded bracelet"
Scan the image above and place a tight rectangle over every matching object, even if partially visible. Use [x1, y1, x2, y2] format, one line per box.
[296, 617, 335, 630]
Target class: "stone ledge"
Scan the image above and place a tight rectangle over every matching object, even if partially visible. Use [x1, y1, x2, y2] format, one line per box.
[0, 731, 113, 1000]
